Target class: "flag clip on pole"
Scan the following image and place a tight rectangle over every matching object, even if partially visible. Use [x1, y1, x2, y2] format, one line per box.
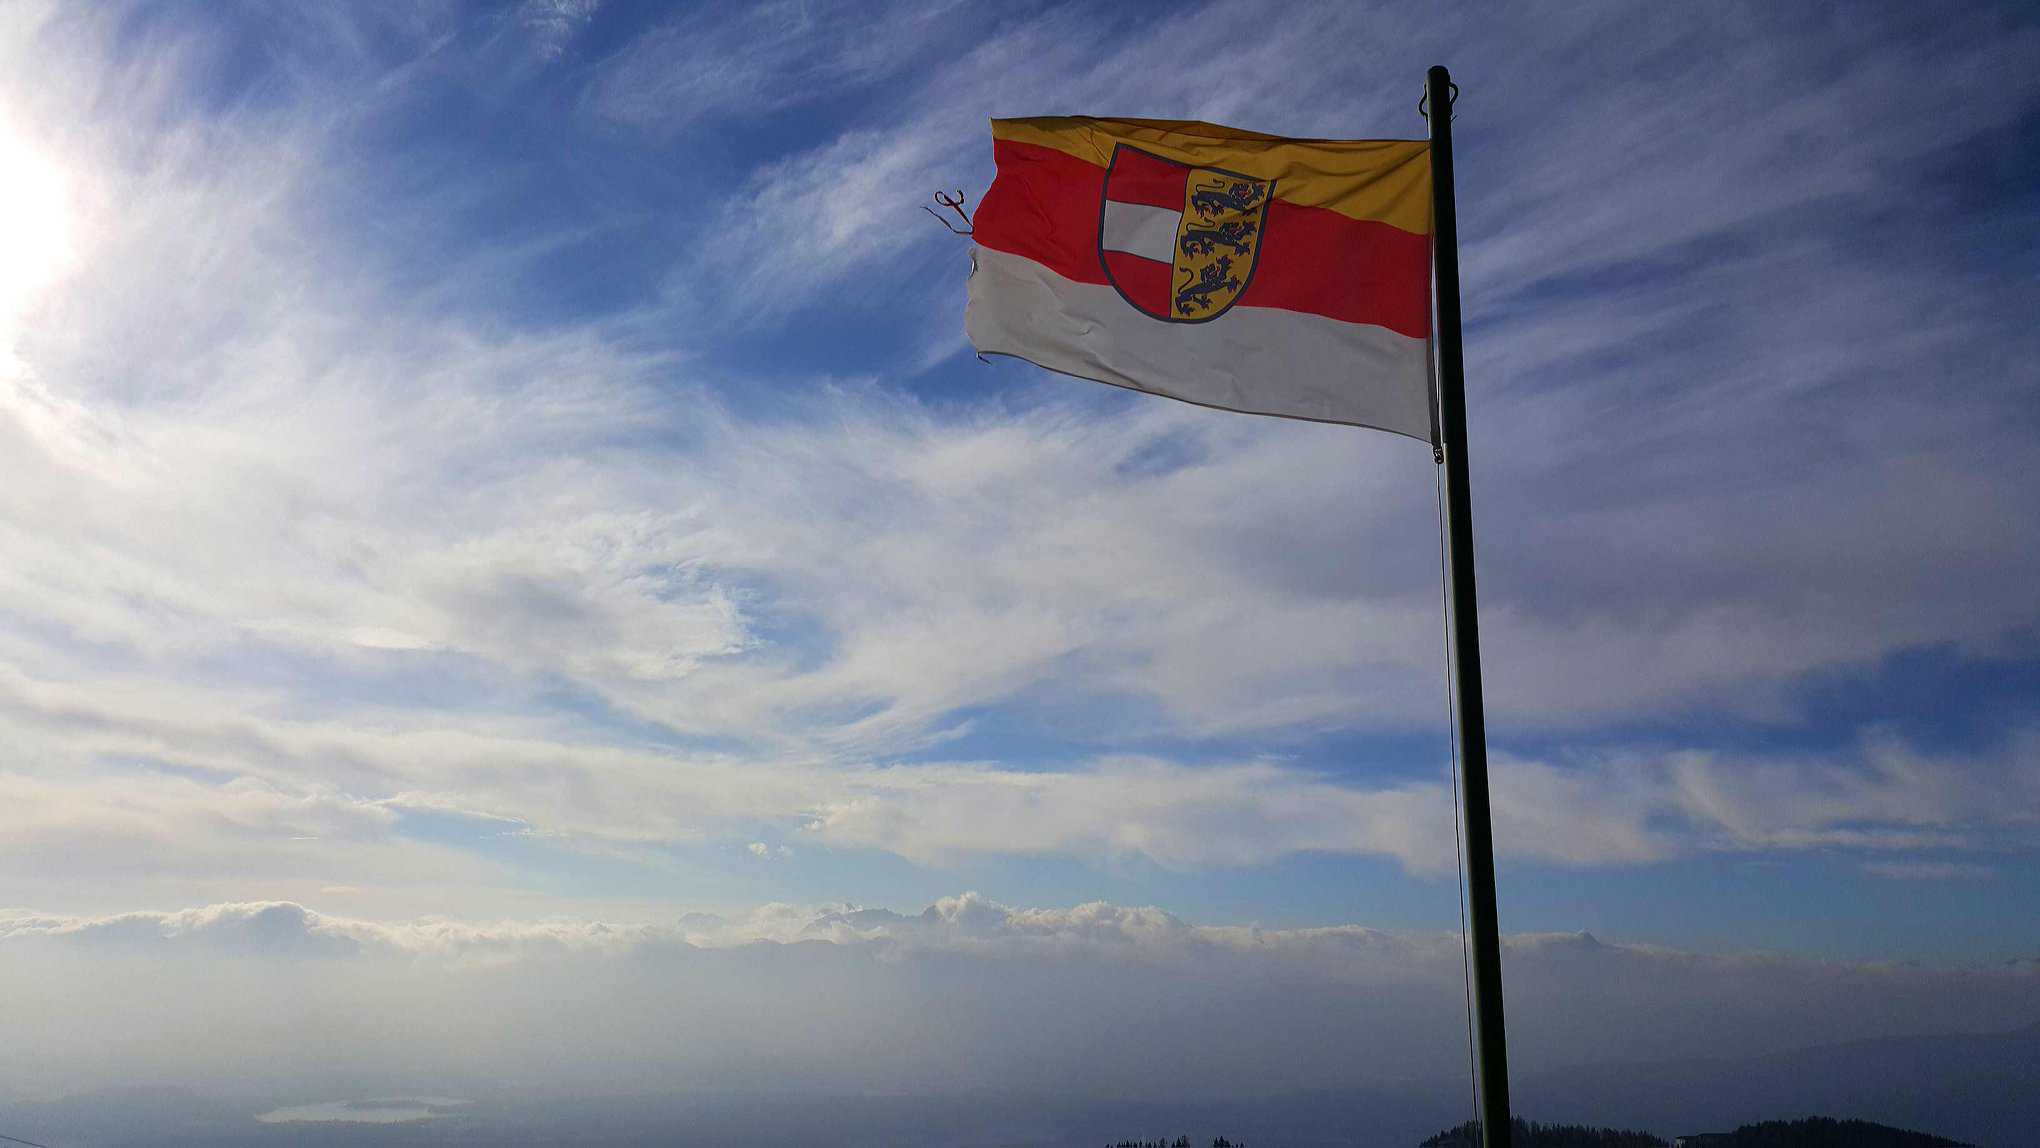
[1424, 64, 1515, 1148]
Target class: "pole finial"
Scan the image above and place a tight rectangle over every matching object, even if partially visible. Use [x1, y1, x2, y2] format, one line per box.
[1419, 67, 1459, 122]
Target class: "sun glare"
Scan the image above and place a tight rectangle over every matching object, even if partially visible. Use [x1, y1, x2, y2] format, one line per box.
[0, 117, 75, 341]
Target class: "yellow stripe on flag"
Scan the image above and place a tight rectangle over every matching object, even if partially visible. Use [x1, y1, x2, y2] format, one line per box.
[992, 117, 1432, 236]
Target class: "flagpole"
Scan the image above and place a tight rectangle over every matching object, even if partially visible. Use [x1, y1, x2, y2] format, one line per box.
[1423, 64, 1514, 1148]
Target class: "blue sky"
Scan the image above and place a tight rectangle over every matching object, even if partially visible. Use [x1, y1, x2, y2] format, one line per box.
[5, 1, 2040, 1136]
[3, 0, 2040, 1102]
[3, 0, 2038, 953]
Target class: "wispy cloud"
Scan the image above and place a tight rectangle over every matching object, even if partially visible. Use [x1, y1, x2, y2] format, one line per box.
[1862, 859, 1997, 881]
[518, 0, 600, 61]
[7, 640, 2032, 906]
[584, 0, 967, 134]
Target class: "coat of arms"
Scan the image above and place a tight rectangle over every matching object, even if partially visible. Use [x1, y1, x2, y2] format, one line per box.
[1097, 145, 1275, 323]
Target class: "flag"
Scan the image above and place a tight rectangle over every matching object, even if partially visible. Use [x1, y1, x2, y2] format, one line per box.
[966, 117, 1434, 441]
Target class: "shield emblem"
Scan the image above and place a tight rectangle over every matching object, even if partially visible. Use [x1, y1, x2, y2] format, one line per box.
[1097, 144, 1275, 323]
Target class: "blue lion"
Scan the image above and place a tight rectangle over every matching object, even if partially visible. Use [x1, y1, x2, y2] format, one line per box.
[1188, 179, 1266, 220]
[1179, 219, 1257, 257]
[1174, 256, 1241, 314]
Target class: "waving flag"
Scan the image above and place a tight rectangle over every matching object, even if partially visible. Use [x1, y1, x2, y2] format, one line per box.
[967, 117, 1435, 441]
[962, 83, 1517, 1148]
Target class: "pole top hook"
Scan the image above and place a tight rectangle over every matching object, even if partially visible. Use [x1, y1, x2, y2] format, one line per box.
[1418, 80, 1459, 122]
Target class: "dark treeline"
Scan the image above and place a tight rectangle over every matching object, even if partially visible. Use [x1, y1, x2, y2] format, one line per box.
[1418, 1116, 1969, 1147]
[1106, 1139, 1242, 1148]
[1421, 1119, 1666, 1148]
[1693, 1117, 1970, 1147]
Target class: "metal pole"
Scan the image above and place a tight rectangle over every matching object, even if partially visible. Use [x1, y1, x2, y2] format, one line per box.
[1424, 63, 1514, 1148]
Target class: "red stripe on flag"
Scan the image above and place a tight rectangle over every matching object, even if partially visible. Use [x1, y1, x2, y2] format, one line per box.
[975, 139, 1110, 286]
[975, 139, 1430, 338]
[1102, 145, 1189, 211]
[1100, 249, 1173, 317]
[1247, 202, 1430, 339]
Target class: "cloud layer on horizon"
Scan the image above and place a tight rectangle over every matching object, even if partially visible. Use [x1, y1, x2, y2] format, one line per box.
[3, 892, 2035, 1109]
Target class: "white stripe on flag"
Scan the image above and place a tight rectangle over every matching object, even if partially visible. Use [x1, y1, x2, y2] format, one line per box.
[967, 245, 1432, 440]
[1099, 200, 1180, 264]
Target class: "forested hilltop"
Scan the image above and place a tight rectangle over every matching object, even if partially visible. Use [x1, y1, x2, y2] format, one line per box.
[1418, 1116, 1971, 1147]
[1675, 1117, 1971, 1146]
[1420, 1120, 1666, 1147]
